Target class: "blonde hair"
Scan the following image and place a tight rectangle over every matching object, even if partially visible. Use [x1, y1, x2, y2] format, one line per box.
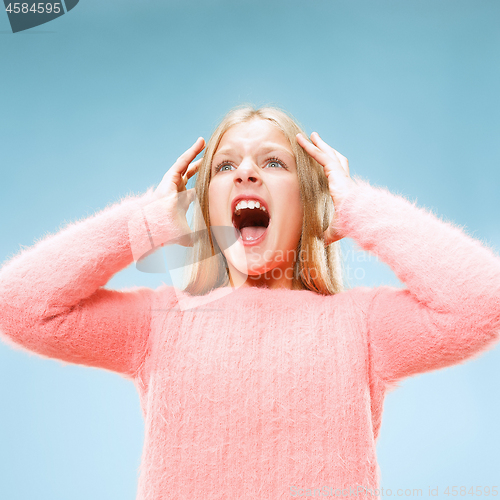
[183, 105, 344, 296]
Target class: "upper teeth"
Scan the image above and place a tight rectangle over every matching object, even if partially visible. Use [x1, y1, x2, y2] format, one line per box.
[234, 200, 268, 214]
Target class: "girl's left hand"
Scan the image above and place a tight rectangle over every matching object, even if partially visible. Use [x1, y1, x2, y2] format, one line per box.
[296, 131, 357, 244]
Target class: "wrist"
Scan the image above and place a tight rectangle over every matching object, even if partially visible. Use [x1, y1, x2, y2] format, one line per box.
[332, 178, 358, 209]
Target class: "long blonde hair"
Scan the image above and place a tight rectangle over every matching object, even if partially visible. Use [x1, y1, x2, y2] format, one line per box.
[183, 105, 344, 295]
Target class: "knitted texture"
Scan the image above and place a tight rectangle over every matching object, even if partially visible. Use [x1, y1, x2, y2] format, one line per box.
[0, 179, 499, 499]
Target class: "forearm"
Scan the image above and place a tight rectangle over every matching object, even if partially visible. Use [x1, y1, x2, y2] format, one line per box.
[0, 187, 158, 324]
[0, 186, 175, 372]
[336, 178, 500, 324]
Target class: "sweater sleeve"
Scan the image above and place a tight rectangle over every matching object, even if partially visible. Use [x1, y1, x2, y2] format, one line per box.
[0, 187, 176, 378]
[336, 178, 500, 385]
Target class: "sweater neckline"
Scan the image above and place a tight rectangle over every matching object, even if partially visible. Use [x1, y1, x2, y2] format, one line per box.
[174, 285, 322, 310]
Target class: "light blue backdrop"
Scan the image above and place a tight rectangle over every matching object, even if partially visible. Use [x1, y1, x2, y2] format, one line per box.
[0, 1, 499, 499]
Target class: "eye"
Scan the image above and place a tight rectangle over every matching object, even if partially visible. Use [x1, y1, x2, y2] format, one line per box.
[213, 157, 288, 173]
[266, 157, 287, 169]
[214, 161, 235, 173]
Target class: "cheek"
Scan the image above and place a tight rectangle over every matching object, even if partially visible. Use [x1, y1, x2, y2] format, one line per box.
[276, 182, 303, 239]
[208, 193, 231, 229]
[288, 180, 303, 214]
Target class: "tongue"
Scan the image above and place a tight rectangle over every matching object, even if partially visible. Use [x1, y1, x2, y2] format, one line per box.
[240, 226, 267, 241]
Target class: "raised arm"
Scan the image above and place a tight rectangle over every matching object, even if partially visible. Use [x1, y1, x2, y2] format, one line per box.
[0, 137, 205, 378]
[297, 132, 500, 385]
[0, 188, 159, 377]
[336, 178, 500, 384]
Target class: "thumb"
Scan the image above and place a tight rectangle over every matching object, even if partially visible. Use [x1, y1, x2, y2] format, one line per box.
[322, 217, 345, 245]
[176, 188, 198, 212]
[173, 231, 196, 248]
[186, 188, 198, 205]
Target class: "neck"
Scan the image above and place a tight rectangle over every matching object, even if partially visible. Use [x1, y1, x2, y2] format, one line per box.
[227, 263, 295, 290]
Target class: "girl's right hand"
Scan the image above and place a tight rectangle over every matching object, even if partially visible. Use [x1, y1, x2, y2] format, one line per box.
[151, 137, 206, 247]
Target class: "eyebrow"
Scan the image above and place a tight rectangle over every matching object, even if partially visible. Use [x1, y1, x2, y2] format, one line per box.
[213, 143, 294, 159]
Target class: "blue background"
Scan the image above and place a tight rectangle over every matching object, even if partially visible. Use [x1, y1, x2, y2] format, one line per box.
[0, 1, 499, 499]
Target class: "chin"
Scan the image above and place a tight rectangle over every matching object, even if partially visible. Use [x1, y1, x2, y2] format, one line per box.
[223, 253, 269, 278]
[247, 265, 271, 276]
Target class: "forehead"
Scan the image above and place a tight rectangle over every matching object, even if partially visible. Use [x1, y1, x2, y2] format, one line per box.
[215, 119, 292, 155]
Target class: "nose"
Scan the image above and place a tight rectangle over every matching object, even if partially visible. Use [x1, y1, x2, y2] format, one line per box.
[234, 158, 262, 185]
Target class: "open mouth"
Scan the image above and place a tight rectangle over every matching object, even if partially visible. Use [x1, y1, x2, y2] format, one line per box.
[232, 201, 271, 244]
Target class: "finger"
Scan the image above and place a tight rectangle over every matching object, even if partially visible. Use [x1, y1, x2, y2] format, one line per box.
[296, 133, 334, 168]
[176, 188, 197, 211]
[169, 138, 205, 190]
[181, 158, 203, 191]
[336, 152, 349, 175]
[167, 192, 196, 232]
[329, 148, 349, 176]
[185, 157, 203, 180]
[172, 137, 206, 177]
[311, 132, 349, 175]
[310, 132, 338, 157]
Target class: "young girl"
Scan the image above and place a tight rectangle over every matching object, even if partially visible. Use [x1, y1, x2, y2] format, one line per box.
[0, 106, 499, 499]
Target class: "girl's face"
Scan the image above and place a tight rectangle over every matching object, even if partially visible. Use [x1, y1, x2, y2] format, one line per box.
[208, 118, 303, 288]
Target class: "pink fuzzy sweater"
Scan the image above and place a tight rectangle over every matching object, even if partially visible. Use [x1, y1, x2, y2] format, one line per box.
[0, 179, 499, 499]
